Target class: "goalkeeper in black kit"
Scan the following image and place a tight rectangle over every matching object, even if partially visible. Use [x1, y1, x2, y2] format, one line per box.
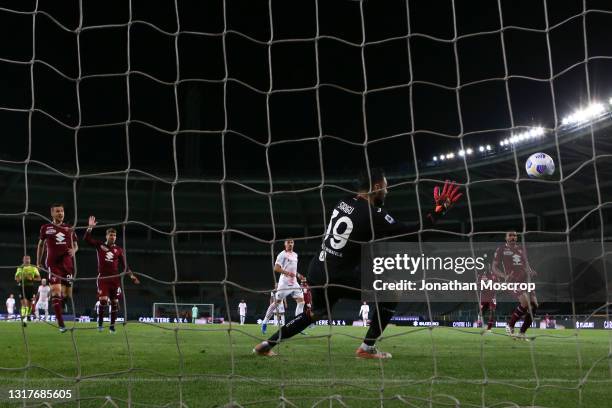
[254, 169, 463, 359]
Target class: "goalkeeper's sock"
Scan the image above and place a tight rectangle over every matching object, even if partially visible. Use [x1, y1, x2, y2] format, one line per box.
[363, 303, 396, 347]
[295, 302, 304, 316]
[262, 302, 278, 325]
[52, 295, 64, 327]
[508, 305, 526, 329]
[267, 311, 313, 346]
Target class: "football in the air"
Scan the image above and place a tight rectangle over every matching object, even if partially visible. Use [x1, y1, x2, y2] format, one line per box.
[525, 152, 555, 178]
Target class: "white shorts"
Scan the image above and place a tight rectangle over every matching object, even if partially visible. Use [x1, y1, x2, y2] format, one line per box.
[362, 313, 368, 320]
[36, 301, 49, 310]
[7, 308, 14, 315]
[274, 282, 302, 301]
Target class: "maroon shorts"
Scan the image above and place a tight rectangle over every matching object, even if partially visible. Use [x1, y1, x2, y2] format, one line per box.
[480, 300, 496, 312]
[97, 278, 121, 299]
[48, 264, 74, 287]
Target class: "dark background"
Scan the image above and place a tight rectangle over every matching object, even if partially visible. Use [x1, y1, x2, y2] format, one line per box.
[1, 0, 611, 320]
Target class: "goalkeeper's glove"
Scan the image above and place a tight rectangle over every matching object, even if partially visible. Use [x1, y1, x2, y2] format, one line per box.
[428, 180, 462, 221]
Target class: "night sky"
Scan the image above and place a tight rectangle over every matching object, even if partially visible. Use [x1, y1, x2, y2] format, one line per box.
[1, 0, 612, 184]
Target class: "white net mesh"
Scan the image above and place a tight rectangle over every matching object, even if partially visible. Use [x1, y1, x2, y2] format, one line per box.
[1, 0, 611, 407]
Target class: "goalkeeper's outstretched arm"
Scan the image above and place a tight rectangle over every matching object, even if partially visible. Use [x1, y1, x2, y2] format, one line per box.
[373, 180, 463, 238]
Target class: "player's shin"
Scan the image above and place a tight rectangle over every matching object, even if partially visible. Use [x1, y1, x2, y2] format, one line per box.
[110, 300, 118, 326]
[63, 296, 73, 314]
[508, 304, 526, 329]
[98, 299, 108, 326]
[487, 310, 495, 330]
[52, 295, 64, 327]
[267, 310, 314, 346]
[520, 302, 538, 334]
[262, 302, 277, 325]
[363, 302, 396, 347]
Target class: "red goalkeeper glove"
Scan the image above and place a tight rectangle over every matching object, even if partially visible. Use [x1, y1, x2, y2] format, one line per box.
[428, 180, 462, 222]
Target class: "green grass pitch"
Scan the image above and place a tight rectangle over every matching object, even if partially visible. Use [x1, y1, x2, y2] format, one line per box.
[1, 323, 610, 407]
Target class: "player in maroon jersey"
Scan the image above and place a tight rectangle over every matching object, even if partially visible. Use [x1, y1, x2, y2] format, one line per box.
[298, 276, 312, 334]
[492, 231, 538, 340]
[85, 215, 139, 333]
[478, 267, 497, 334]
[36, 203, 78, 333]
[300, 277, 312, 311]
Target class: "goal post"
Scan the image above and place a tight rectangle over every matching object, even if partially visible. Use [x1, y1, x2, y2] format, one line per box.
[152, 303, 215, 323]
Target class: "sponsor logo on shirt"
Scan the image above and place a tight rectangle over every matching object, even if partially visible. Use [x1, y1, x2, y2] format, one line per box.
[55, 232, 66, 243]
[338, 201, 354, 214]
[384, 214, 395, 224]
[105, 252, 115, 261]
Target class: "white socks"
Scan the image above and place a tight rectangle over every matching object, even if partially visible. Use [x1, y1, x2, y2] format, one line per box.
[262, 303, 278, 325]
[360, 343, 374, 351]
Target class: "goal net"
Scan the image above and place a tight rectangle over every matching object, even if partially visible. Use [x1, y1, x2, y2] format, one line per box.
[152, 302, 215, 323]
[0, 0, 611, 407]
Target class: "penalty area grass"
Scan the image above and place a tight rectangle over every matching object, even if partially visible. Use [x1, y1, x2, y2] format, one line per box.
[1, 322, 610, 407]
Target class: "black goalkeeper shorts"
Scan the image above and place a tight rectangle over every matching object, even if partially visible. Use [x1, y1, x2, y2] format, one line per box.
[306, 258, 362, 317]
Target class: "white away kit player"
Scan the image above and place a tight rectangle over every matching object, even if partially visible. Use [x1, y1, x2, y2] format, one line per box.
[359, 302, 370, 327]
[238, 300, 247, 325]
[6, 294, 16, 317]
[261, 239, 304, 334]
[35, 279, 51, 321]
